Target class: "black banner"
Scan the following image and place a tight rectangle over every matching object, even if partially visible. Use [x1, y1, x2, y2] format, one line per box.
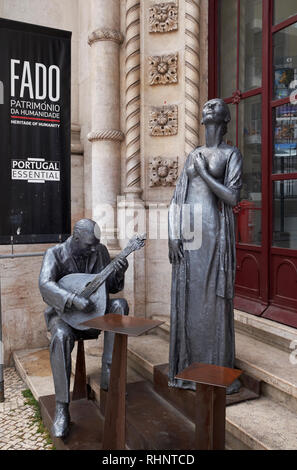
[0, 18, 71, 244]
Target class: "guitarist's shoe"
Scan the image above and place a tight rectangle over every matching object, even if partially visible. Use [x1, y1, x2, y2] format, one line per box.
[51, 401, 70, 438]
[100, 363, 111, 391]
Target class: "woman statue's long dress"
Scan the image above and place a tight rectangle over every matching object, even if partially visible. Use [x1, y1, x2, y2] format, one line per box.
[168, 99, 242, 393]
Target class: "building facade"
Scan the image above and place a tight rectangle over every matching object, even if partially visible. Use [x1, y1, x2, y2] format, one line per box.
[0, 0, 296, 365]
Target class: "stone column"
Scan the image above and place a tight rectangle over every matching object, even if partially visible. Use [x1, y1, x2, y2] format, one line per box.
[124, 0, 142, 200]
[185, 0, 200, 155]
[119, 0, 145, 316]
[71, 124, 84, 228]
[88, 0, 124, 247]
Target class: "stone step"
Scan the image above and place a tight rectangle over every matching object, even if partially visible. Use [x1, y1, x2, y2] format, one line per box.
[70, 335, 145, 403]
[150, 313, 297, 411]
[235, 330, 297, 414]
[127, 334, 170, 382]
[151, 311, 297, 355]
[130, 328, 297, 411]
[13, 348, 59, 401]
[128, 337, 260, 404]
[13, 342, 297, 450]
[13, 343, 101, 402]
[100, 381, 196, 450]
[13, 343, 109, 403]
[127, 333, 297, 450]
[225, 395, 297, 450]
[154, 363, 259, 410]
[151, 365, 297, 450]
[234, 309, 297, 354]
[150, 315, 170, 341]
[13, 342, 143, 405]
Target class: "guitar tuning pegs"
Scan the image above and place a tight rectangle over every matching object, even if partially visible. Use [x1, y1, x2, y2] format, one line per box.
[137, 232, 147, 241]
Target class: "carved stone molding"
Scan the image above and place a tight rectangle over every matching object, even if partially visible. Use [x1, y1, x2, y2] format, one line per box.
[87, 129, 125, 142]
[125, 0, 142, 197]
[88, 28, 124, 46]
[149, 156, 178, 187]
[71, 142, 83, 155]
[148, 53, 178, 85]
[71, 124, 83, 155]
[185, 0, 200, 155]
[149, 2, 178, 33]
[149, 105, 178, 136]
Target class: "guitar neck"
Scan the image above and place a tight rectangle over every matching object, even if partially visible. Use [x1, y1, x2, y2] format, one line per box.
[79, 244, 133, 298]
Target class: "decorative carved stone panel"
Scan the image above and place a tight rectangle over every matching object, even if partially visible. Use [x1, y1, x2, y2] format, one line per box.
[149, 105, 178, 136]
[149, 157, 178, 187]
[148, 53, 178, 85]
[149, 2, 178, 33]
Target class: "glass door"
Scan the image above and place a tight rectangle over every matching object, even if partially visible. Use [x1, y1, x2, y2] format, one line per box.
[263, 4, 297, 326]
[209, 0, 297, 326]
[210, 0, 268, 315]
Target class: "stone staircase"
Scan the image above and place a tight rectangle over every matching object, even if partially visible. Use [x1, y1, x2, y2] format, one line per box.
[126, 310, 297, 450]
[12, 309, 297, 450]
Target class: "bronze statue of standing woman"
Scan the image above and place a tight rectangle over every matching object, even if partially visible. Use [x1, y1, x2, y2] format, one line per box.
[168, 98, 242, 394]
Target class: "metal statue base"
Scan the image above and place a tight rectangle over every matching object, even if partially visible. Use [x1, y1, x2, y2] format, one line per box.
[40, 394, 104, 450]
[39, 316, 260, 450]
[40, 365, 261, 450]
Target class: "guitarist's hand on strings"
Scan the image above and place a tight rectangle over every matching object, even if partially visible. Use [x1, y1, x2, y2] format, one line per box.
[114, 258, 129, 275]
[72, 295, 94, 313]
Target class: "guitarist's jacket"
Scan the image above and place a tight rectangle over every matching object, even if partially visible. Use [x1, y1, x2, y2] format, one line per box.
[39, 236, 125, 330]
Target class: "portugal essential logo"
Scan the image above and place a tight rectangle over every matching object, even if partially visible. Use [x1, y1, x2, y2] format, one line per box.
[11, 157, 60, 183]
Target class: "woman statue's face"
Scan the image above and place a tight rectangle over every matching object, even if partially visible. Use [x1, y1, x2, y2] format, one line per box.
[201, 99, 229, 126]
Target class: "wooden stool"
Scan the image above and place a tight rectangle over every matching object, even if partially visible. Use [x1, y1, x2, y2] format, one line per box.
[72, 339, 88, 401]
[176, 363, 242, 450]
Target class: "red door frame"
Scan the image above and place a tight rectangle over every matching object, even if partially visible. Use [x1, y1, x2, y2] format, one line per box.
[209, 0, 269, 314]
[262, 0, 272, 309]
[208, 0, 297, 326]
[264, 8, 297, 326]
